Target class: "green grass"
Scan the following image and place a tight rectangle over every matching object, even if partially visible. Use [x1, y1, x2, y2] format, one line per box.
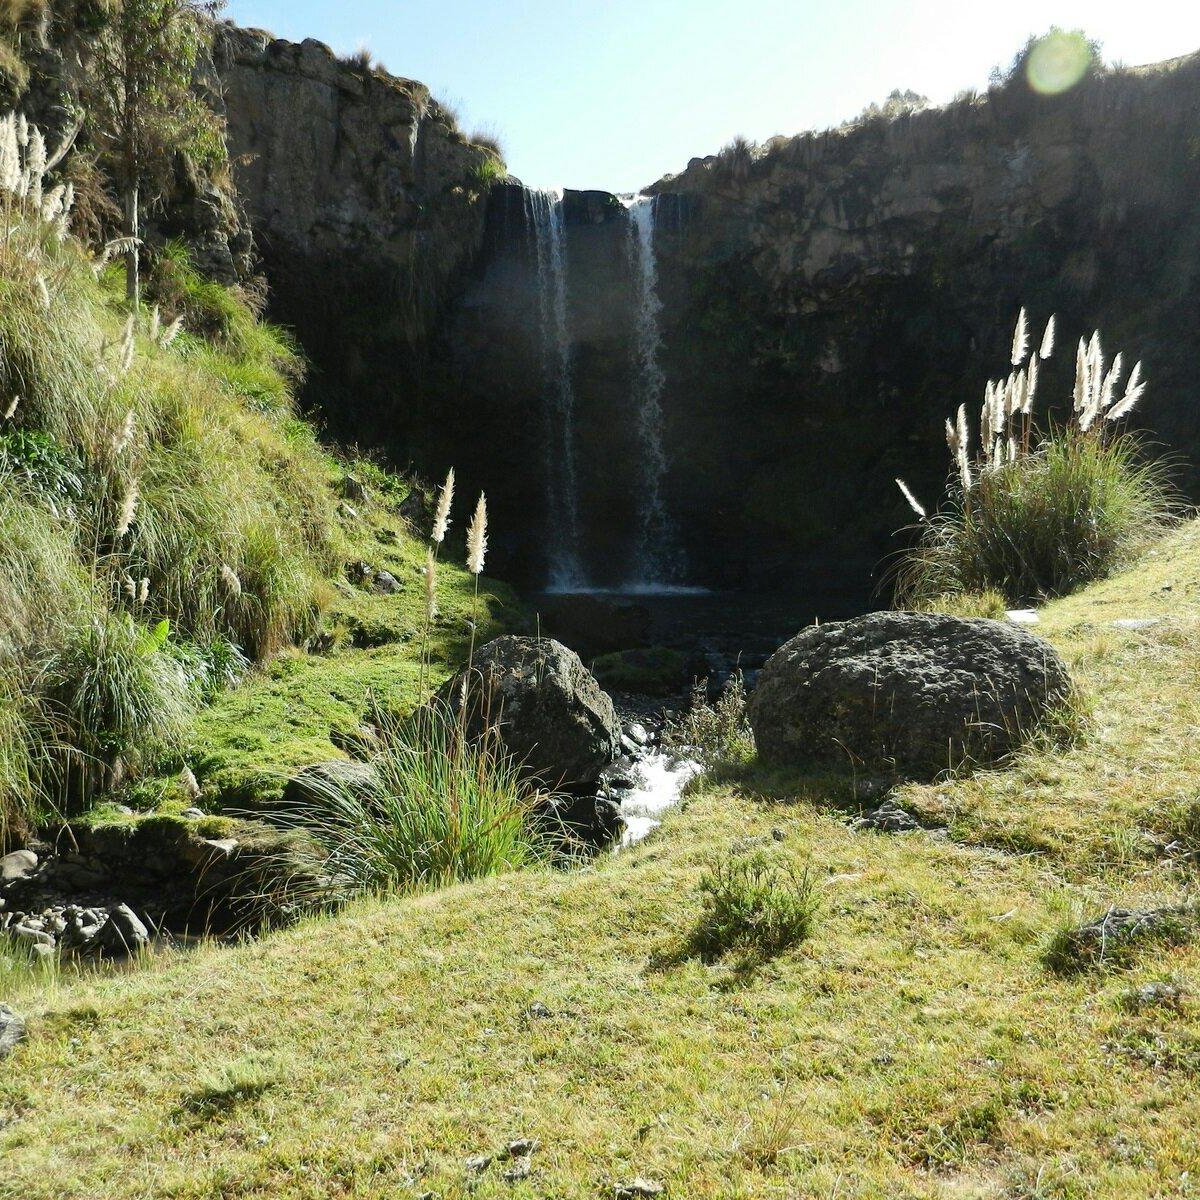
[3, 520, 1200, 1197]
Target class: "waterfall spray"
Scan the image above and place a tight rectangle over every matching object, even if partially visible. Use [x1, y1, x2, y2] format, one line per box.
[524, 188, 586, 590]
[625, 194, 686, 587]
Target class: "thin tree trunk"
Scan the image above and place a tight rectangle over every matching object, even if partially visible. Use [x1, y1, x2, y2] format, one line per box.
[124, 182, 140, 309]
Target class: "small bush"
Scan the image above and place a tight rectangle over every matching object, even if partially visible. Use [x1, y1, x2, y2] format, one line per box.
[276, 701, 548, 896]
[908, 589, 1008, 619]
[690, 851, 818, 962]
[894, 312, 1180, 606]
[663, 673, 755, 770]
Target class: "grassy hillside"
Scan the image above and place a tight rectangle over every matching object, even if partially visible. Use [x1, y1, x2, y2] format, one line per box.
[0, 134, 519, 841]
[3, 521, 1198, 1198]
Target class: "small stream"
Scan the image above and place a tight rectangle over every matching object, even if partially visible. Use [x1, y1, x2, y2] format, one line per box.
[614, 750, 702, 847]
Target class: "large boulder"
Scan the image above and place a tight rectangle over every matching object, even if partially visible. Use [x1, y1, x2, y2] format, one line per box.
[437, 637, 619, 789]
[749, 612, 1072, 779]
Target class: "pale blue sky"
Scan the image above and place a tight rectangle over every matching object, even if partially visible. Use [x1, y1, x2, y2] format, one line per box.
[226, 1, 1200, 193]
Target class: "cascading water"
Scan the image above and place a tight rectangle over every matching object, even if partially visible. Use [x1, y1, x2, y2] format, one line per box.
[625, 194, 687, 589]
[524, 188, 586, 591]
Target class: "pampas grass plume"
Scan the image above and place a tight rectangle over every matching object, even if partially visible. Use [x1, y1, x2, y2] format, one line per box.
[116, 482, 139, 537]
[432, 467, 454, 544]
[895, 477, 926, 519]
[467, 493, 488, 574]
[1010, 307, 1028, 366]
[1039, 314, 1056, 360]
[220, 563, 242, 597]
[2, 395, 18, 420]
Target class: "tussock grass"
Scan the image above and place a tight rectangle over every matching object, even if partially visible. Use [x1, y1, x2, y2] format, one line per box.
[895, 310, 1181, 606]
[688, 850, 818, 963]
[276, 702, 547, 898]
[663, 672, 755, 772]
[0, 113, 339, 831]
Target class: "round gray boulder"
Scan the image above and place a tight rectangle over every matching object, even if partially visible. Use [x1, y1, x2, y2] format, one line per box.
[749, 611, 1072, 779]
[437, 636, 619, 789]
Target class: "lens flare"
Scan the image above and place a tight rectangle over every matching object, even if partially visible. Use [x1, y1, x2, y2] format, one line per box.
[1026, 31, 1093, 96]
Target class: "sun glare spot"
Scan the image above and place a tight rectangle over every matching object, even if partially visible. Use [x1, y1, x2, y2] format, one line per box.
[1026, 31, 1093, 96]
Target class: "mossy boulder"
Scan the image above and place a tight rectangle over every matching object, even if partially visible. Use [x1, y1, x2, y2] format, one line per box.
[749, 612, 1072, 780]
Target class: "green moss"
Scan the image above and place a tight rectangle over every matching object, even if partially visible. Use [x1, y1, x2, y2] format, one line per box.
[592, 646, 688, 696]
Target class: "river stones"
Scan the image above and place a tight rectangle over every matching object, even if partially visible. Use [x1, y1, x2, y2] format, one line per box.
[437, 636, 619, 789]
[749, 611, 1072, 780]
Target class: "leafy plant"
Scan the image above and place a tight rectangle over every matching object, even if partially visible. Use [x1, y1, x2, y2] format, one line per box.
[0, 429, 83, 504]
[663, 672, 755, 770]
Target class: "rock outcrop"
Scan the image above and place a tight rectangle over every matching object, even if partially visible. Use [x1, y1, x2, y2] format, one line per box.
[212, 25, 500, 446]
[437, 636, 620, 789]
[749, 611, 1072, 778]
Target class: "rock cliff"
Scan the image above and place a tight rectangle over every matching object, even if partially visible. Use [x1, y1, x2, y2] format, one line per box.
[212, 25, 500, 445]
[434, 51, 1200, 591]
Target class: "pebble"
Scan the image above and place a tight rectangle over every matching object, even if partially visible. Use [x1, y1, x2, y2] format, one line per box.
[1112, 618, 1161, 631]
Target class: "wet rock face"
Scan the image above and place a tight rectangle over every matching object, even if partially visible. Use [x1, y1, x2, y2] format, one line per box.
[749, 612, 1072, 779]
[437, 636, 620, 790]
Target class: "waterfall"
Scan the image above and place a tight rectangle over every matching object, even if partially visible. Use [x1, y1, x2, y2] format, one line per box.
[524, 188, 586, 591]
[625, 194, 686, 587]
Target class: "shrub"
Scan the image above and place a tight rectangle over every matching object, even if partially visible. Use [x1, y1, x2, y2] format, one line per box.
[663, 672, 755, 770]
[895, 311, 1179, 606]
[689, 851, 818, 962]
[276, 702, 548, 897]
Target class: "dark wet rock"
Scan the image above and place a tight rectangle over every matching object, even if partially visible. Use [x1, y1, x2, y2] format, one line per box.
[437, 636, 619, 789]
[750, 612, 1072, 780]
[0, 1004, 25, 1058]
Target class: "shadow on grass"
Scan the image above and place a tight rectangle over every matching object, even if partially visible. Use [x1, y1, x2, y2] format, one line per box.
[173, 1062, 278, 1126]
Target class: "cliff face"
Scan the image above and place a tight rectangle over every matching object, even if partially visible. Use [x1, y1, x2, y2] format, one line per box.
[207, 36, 1200, 593]
[435, 53, 1200, 591]
[212, 25, 499, 444]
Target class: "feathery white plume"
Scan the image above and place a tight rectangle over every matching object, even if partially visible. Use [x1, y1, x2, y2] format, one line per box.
[113, 409, 136, 453]
[466, 493, 488, 574]
[895, 477, 926, 519]
[220, 563, 242, 596]
[432, 467, 454, 544]
[1010, 307, 1028, 366]
[1023, 354, 1038, 414]
[116, 482, 139, 537]
[1039, 314, 1055, 360]
[1107, 360, 1146, 422]
[2, 395, 18, 420]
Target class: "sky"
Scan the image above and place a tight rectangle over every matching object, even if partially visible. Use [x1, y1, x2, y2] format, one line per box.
[225, 1, 1200, 193]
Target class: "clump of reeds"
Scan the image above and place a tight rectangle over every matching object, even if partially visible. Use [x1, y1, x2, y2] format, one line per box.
[893, 309, 1178, 605]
